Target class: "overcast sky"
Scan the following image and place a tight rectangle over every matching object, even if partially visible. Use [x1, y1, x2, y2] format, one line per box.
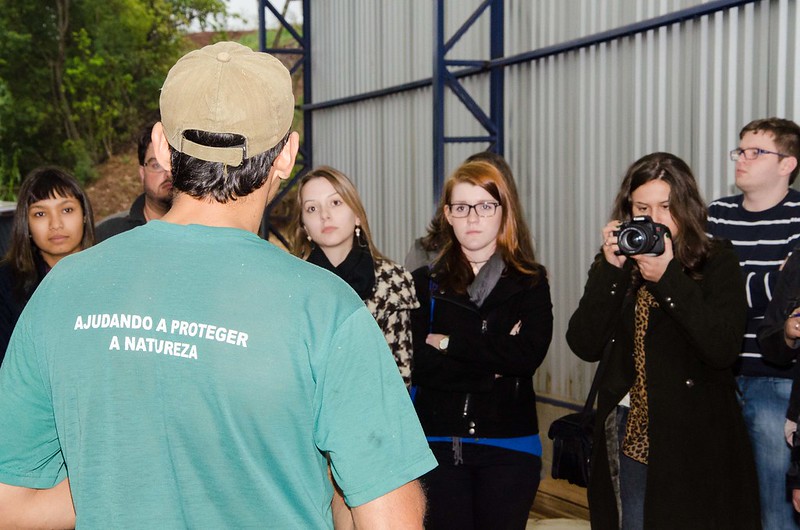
[225, 0, 303, 30]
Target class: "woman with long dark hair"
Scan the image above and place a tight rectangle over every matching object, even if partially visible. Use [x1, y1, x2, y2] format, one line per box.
[410, 160, 552, 529]
[292, 166, 418, 385]
[0, 166, 95, 361]
[566, 152, 760, 529]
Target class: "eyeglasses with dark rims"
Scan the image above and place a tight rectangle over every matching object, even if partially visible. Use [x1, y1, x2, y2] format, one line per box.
[143, 158, 168, 173]
[447, 201, 501, 218]
[729, 147, 789, 161]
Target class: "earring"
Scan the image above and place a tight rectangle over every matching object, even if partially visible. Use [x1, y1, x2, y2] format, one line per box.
[307, 234, 312, 242]
[355, 225, 367, 247]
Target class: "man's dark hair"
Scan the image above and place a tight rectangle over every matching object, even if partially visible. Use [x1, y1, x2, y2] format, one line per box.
[170, 130, 290, 203]
[137, 121, 158, 166]
[740, 118, 800, 184]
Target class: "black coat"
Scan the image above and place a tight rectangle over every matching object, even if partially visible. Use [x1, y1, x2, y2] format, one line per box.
[0, 255, 48, 365]
[410, 265, 552, 438]
[566, 243, 760, 529]
[94, 193, 146, 243]
[757, 246, 800, 420]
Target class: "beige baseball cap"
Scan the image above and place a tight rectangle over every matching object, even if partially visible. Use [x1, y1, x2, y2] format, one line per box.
[160, 41, 294, 166]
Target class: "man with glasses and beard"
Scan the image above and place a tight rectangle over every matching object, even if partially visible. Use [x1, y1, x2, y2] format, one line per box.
[95, 121, 173, 242]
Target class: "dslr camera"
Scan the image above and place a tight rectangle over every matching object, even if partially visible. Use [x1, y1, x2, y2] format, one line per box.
[613, 215, 670, 256]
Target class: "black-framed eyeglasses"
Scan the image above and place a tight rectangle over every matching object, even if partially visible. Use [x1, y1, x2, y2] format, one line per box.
[729, 147, 789, 161]
[447, 201, 501, 218]
[143, 158, 167, 173]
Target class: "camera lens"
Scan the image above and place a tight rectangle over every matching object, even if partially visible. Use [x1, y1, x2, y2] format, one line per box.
[619, 228, 646, 253]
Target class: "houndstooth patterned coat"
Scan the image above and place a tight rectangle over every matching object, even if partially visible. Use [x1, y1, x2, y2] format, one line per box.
[364, 258, 419, 386]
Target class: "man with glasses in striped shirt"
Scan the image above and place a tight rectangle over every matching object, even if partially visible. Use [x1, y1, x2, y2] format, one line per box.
[708, 117, 800, 530]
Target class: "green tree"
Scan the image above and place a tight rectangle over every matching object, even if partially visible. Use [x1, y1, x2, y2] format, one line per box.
[0, 0, 228, 196]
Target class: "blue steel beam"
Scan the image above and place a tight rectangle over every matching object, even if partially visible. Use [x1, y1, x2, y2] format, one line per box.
[444, 0, 492, 54]
[258, 0, 312, 246]
[290, 0, 757, 210]
[489, 0, 503, 154]
[303, 0, 755, 112]
[432, 0, 504, 205]
[432, 1, 446, 204]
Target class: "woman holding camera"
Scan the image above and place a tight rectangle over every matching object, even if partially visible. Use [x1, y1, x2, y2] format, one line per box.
[566, 152, 760, 529]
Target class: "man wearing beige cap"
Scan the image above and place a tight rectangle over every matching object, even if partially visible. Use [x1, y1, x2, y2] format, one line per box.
[0, 42, 435, 528]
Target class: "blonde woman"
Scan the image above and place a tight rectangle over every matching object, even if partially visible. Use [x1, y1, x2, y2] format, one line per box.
[292, 166, 418, 385]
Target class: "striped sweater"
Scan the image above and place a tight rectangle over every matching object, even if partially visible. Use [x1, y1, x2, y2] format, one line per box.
[707, 188, 800, 377]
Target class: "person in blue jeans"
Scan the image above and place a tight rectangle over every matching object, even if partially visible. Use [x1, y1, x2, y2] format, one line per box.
[759, 247, 800, 514]
[707, 117, 800, 529]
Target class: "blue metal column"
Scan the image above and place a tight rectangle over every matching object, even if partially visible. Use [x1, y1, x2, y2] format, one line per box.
[258, 0, 311, 246]
[432, 1, 446, 205]
[489, 0, 504, 154]
[432, 0, 505, 204]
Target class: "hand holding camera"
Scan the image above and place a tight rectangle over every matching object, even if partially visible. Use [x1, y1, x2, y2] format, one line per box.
[783, 306, 800, 346]
[601, 220, 627, 269]
[603, 216, 673, 281]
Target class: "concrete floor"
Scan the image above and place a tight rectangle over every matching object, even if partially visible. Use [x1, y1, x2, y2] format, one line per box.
[527, 519, 591, 529]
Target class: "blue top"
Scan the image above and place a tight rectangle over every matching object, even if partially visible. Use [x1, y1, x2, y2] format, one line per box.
[426, 434, 542, 456]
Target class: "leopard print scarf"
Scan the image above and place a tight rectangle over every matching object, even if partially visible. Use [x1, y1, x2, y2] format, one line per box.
[622, 286, 658, 464]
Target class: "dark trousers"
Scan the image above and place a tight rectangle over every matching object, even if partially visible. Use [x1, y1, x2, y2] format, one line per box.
[422, 441, 541, 530]
[617, 406, 648, 530]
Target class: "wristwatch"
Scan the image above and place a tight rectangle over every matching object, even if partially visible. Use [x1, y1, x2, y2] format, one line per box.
[438, 336, 449, 351]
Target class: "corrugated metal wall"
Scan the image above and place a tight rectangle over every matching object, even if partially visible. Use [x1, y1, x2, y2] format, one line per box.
[308, 0, 799, 403]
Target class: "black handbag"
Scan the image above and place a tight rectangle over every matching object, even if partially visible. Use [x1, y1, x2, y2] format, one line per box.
[548, 410, 595, 487]
[547, 340, 610, 488]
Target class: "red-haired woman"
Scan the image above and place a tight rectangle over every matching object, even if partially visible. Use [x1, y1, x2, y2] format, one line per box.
[410, 160, 553, 529]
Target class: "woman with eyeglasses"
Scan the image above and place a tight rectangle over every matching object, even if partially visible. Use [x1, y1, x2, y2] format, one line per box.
[567, 152, 760, 529]
[404, 150, 536, 272]
[410, 160, 553, 529]
[291, 166, 418, 386]
[0, 166, 95, 364]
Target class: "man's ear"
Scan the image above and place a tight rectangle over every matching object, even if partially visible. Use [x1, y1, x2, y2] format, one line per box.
[781, 156, 799, 179]
[151, 122, 172, 172]
[272, 132, 299, 178]
[138, 165, 146, 185]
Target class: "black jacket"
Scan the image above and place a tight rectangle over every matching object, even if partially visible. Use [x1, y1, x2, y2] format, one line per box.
[566, 242, 760, 529]
[410, 265, 552, 438]
[757, 246, 800, 493]
[757, 246, 800, 420]
[94, 193, 146, 243]
[0, 254, 49, 363]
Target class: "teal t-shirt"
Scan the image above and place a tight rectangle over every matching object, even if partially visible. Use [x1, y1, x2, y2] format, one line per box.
[0, 221, 436, 528]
